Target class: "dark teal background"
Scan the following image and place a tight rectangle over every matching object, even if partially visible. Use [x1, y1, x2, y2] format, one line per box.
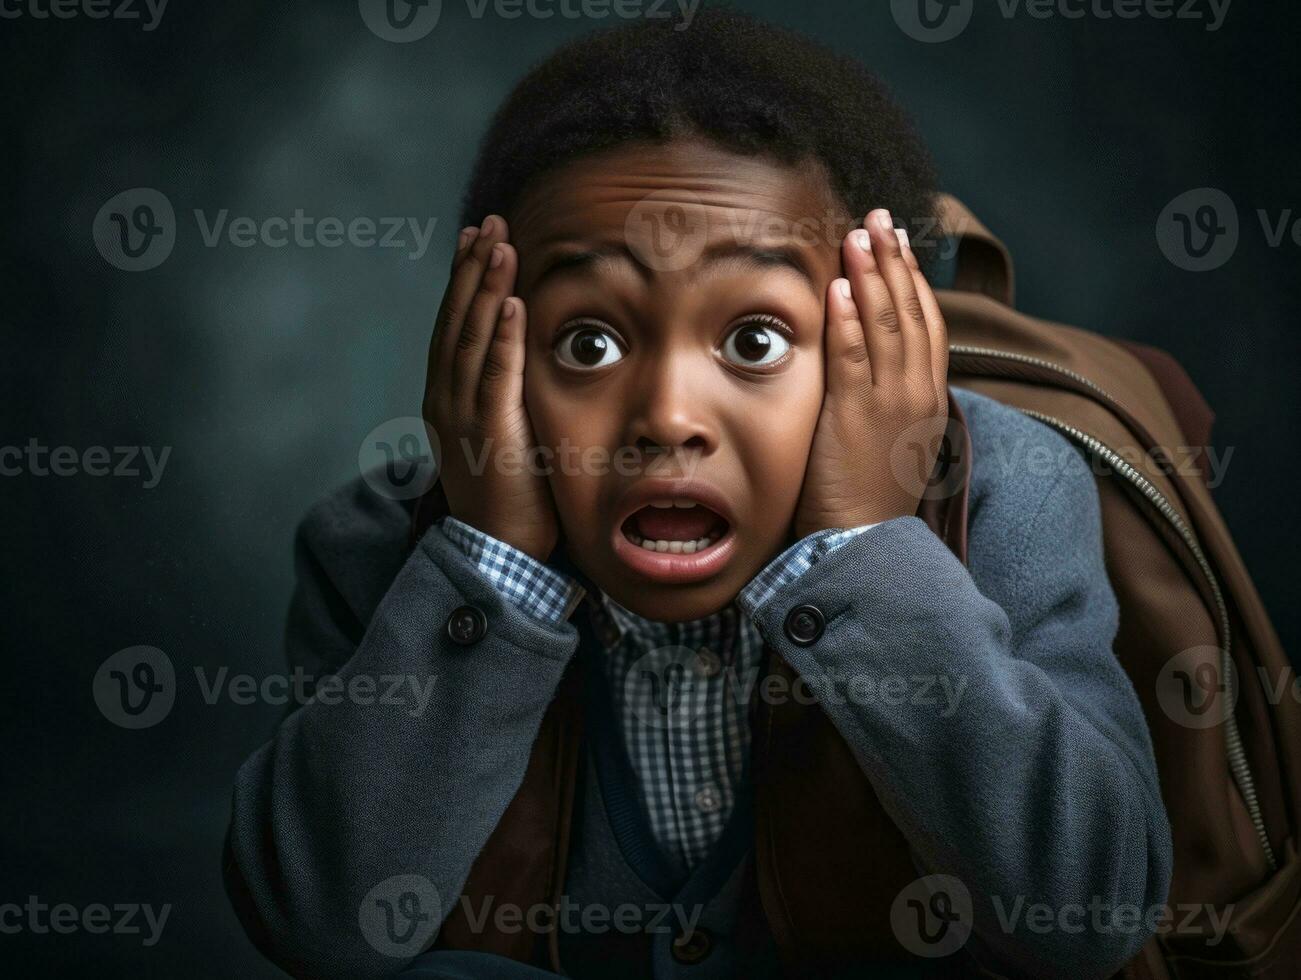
[3, 1, 1298, 975]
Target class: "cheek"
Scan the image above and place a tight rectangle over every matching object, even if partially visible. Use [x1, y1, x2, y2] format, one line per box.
[729, 362, 824, 506]
[522, 365, 614, 513]
[524, 365, 614, 447]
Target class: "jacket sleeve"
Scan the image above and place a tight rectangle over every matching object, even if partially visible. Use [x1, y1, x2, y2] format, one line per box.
[223, 488, 580, 980]
[744, 444, 1173, 979]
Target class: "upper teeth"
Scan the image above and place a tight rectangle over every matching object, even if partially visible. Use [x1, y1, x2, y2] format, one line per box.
[639, 536, 712, 554]
[649, 499, 698, 509]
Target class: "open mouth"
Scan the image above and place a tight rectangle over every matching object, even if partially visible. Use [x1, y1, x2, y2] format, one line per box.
[620, 499, 730, 555]
[611, 492, 738, 584]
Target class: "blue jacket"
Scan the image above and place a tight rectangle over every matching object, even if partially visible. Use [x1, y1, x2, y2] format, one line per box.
[224, 386, 1173, 979]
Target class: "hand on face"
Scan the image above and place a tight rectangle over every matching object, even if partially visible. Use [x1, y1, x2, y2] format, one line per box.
[793, 209, 950, 538]
[423, 215, 559, 562]
[422, 175, 948, 612]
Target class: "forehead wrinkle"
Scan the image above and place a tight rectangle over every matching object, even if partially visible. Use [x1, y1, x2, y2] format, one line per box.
[557, 177, 826, 227]
[527, 244, 645, 291]
[514, 157, 836, 233]
[513, 148, 848, 293]
[520, 189, 837, 278]
[526, 238, 820, 301]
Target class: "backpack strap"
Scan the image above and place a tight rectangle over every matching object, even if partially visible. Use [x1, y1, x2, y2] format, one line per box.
[938, 194, 1220, 489]
[429, 658, 584, 968]
[751, 388, 975, 976]
[936, 192, 1016, 308]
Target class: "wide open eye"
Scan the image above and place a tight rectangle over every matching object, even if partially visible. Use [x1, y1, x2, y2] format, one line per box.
[720, 319, 792, 368]
[554, 322, 625, 370]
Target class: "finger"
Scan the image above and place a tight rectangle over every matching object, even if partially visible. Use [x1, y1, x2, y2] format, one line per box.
[432, 214, 509, 387]
[478, 296, 527, 412]
[824, 277, 872, 392]
[842, 226, 902, 380]
[909, 262, 950, 409]
[453, 239, 519, 413]
[452, 224, 480, 271]
[865, 209, 932, 392]
[423, 225, 483, 412]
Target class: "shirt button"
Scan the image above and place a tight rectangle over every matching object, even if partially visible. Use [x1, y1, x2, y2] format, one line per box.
[671, 927, 713, 965]
[783, 604, 825, 646]
[694, 785, 722, 814]
[693, 649, 722, 678]
[445, 605, 487, 646]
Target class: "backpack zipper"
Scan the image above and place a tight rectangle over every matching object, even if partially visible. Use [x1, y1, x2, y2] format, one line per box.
[949, 344, 1277, 871]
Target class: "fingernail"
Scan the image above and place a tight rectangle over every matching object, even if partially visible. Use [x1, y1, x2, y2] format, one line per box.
[895, 227, 911, 250]
[480, 215, 497, 235]
[851, 230, 871, 252]
[836, 278, 852, 300]
[501, 297, 516, 319]
[872, 209, 893, 232]
[489, 243, 505, 268]
[458, 226, 477, 250]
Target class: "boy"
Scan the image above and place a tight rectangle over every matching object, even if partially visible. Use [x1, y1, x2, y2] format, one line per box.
[224, 9, 1172, 979]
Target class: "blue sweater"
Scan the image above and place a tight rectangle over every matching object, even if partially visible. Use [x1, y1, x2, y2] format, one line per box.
[224, 386, 1173, 979]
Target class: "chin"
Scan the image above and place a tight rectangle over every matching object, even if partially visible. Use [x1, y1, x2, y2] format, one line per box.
[600, 581, 738, 623]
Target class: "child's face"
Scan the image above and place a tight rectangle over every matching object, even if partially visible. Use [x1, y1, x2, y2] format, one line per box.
[511, 137, 852, 621]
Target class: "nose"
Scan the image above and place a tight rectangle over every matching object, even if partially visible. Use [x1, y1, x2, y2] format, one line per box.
[621, 351, 719, 459]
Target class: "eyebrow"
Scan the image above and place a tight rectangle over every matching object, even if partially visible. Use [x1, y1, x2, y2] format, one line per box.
[531, 240, 819, 297]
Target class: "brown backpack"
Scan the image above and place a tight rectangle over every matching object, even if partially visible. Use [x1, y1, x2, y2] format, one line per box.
[938, 195, 1301, 979]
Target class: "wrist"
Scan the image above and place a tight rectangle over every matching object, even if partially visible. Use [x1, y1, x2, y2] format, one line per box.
[794, 502, 913, 539]
[509, 537, 555, 564]
[450, 511, 554, 563]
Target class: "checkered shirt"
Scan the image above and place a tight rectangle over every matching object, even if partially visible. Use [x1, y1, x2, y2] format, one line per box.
[438, 516, 874, 869]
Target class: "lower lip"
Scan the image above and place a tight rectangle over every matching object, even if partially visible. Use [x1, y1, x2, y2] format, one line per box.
[610, 524, 738, 584]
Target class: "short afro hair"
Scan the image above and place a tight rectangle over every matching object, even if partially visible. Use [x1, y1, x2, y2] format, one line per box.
[459, 5, 940, 264]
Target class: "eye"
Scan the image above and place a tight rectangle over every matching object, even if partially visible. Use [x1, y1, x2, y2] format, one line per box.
[721, 318, 792, 368]
[555, 322, 625, 370]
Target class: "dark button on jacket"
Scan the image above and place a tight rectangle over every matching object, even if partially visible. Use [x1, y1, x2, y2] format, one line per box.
[446, 605, 488, 646]
[783, 604, 825, 646]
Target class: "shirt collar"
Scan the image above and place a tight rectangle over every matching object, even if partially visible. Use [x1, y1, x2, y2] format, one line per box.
[585, 590, 749, 668]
